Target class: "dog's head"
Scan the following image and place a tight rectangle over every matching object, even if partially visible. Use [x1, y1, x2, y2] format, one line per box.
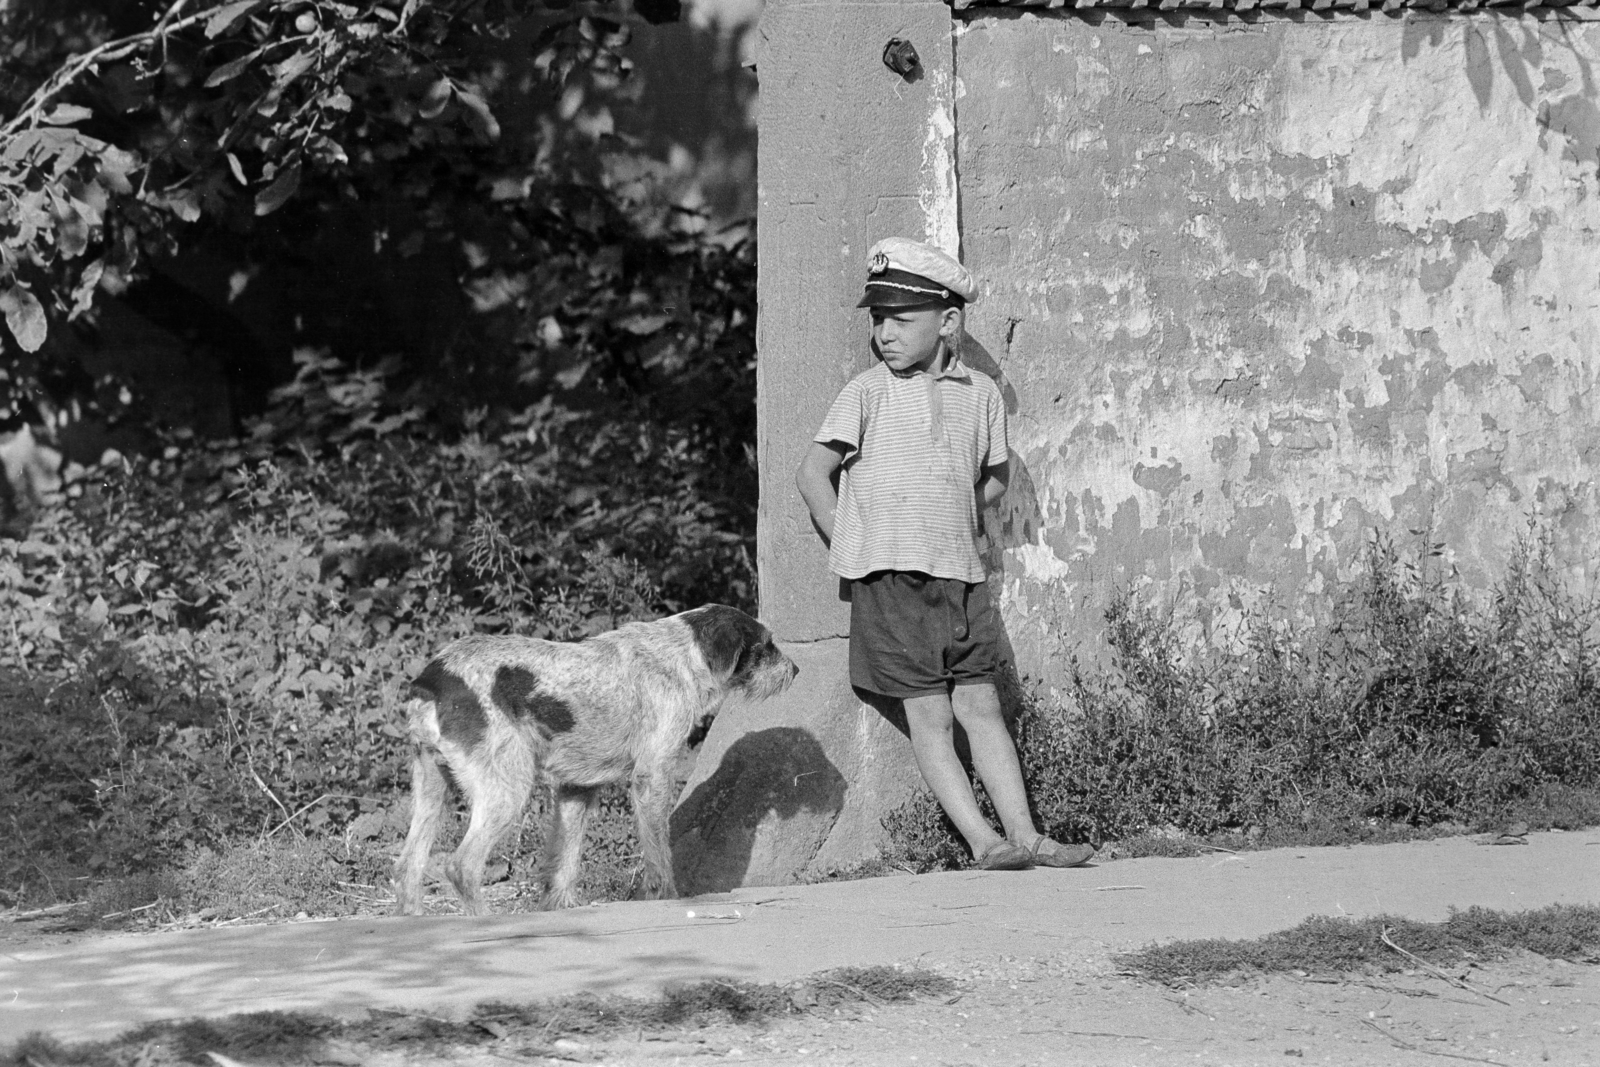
[680, 604, 799, 704]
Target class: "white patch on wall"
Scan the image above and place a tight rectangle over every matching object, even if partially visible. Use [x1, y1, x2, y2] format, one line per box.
[920, 65, 960, 258]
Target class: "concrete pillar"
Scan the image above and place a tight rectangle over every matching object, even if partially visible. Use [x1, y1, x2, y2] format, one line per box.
[671, 0, 957, 889]
[756, 0, 960, 639]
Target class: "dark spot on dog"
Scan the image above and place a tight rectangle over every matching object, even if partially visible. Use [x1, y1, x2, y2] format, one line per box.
[414, 660, 487, 747]
[491, 665, 537, 716]
[683, 604, 767, 678]
[686, 713, 716, 749]
[728, 641, 777, 688]
[492, 665, 577, 738]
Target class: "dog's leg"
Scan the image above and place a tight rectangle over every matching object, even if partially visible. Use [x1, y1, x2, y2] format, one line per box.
[445, 759, 534, 917]
[395, 746, 450, 915]
[629, 765, 678, 900]
[541, 783, 597, 909]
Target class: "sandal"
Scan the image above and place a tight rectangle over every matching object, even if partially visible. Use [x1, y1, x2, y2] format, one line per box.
[1021, 836, 1095, 868]
[974, 840, 1034, 871]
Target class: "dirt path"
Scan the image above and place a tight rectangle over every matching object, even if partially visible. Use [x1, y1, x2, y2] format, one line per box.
[722, 953, 1600, 1067]
[5, 830, 1599, 1064]
[87, 951, 1592, 1067]
[655, 961, 1585, 1067]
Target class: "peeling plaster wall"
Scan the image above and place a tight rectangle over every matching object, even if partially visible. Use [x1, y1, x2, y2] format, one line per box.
[955, 12, 1600, 686]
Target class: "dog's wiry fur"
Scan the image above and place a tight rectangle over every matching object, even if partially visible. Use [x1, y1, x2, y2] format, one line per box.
[394, 604, 797, 914]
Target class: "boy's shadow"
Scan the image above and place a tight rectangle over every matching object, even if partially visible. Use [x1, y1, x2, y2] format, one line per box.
[961, 331, 1045, 576]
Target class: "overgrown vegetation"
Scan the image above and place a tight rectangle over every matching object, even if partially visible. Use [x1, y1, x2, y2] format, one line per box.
[2, 248, 756, 913]
[0, 0, 772, 921]
[1117, 904, 1600, 986]
[1, 965, 954, 1067]
[885, 533, 1600, 870]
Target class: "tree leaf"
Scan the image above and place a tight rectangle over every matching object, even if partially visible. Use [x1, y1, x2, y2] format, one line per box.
[272, 49, 317, 90]
[206, 0, 261, 38]
[96, 146, 139, 194]
[455, 89, 501, 140]
[48, 135, 88, 178]
[162, 187, 203, 222]
[56, 203, 89, 259]
[308, 135, 347, 165]
[41, 104, 93, 126]
[0, 285, 48, 353]
[254, 165, 300, 216]
[418, 78, 453, 120]
[226, 152, 247, 185]
[0, 133, 31, 165]
[69, 258, 105, 320]
[205, 49, 263, 88]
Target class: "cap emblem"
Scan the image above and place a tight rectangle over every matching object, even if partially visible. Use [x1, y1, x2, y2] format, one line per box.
[868, 252, 890, 275]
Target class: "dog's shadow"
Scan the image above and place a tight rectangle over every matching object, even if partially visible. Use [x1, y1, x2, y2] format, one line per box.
[670, 726, 846, 895]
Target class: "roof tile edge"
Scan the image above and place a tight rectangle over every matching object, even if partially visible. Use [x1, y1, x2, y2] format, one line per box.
[949, 0, 1600, 14]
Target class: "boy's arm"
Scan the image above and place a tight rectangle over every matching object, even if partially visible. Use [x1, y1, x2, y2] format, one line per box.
[977, 457, 1009, 509]
[796, 441, 849, 547]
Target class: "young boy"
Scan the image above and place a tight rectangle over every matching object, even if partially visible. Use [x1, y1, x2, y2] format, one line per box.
[795, 237, 1093, 871]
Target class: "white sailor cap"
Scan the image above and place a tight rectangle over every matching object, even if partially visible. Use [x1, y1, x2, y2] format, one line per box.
[857, 237, 977, 309]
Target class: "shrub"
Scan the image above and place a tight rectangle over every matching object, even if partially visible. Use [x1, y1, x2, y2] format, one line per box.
[886, 531, 1600, 867]
[1, 352, 755, 907]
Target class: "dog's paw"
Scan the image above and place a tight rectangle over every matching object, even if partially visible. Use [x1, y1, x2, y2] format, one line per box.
[634, 878, 677, 902]
[542, 889, 583, 910]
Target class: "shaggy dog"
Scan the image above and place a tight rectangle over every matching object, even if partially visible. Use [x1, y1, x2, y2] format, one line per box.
[394, 604, 798, 914]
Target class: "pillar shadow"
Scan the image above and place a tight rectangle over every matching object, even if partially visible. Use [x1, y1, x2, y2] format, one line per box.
[670, 726, 846, 895]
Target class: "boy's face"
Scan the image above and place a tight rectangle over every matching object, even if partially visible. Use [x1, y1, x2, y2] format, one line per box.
[869, 305, 960, 374]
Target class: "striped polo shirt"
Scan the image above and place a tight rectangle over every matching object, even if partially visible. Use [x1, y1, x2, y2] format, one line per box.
[815, 357, 1009, 583]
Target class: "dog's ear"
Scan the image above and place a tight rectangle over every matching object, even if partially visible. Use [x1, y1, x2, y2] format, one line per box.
[682, 605, 766, 678]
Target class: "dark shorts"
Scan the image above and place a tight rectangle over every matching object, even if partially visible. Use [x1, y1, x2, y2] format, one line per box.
[848, 571, 1002, 699]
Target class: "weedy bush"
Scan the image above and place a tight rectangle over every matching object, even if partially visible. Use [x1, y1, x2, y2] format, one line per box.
[886, 533, 1600, 870]
[1, 345, 755, 912]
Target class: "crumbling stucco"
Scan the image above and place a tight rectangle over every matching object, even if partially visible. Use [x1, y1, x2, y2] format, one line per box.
[954, 13, 1600, 686]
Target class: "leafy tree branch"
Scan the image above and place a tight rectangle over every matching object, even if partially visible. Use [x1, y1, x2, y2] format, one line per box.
[0, 0, 658, 366]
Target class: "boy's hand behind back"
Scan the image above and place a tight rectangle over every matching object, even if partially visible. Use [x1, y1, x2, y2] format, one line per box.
[796, 441, 849, 547]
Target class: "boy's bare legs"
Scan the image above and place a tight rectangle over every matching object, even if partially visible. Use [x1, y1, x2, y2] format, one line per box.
[951, 683, 1039, 840]
[902, 682, 1038, 857]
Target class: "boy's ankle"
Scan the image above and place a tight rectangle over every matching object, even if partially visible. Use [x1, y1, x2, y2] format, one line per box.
[972, 838, 1034, 871]
[966, 831, 1007, 857]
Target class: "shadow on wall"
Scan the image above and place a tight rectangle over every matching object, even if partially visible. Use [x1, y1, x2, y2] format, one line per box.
[962, 331, 1045, 577]
[670, 726, 847, 894]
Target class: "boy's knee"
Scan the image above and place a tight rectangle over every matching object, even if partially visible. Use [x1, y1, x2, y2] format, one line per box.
[902, 692, 956, 732]
[951, 683, 1002, 718]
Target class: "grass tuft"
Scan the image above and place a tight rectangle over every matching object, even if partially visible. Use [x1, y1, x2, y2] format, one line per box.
[1118, 904, 1600, 986]
[659, 980, 794, 1024]
[1, 965, 952, 1067]
[129, 1011, 334, 1062]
